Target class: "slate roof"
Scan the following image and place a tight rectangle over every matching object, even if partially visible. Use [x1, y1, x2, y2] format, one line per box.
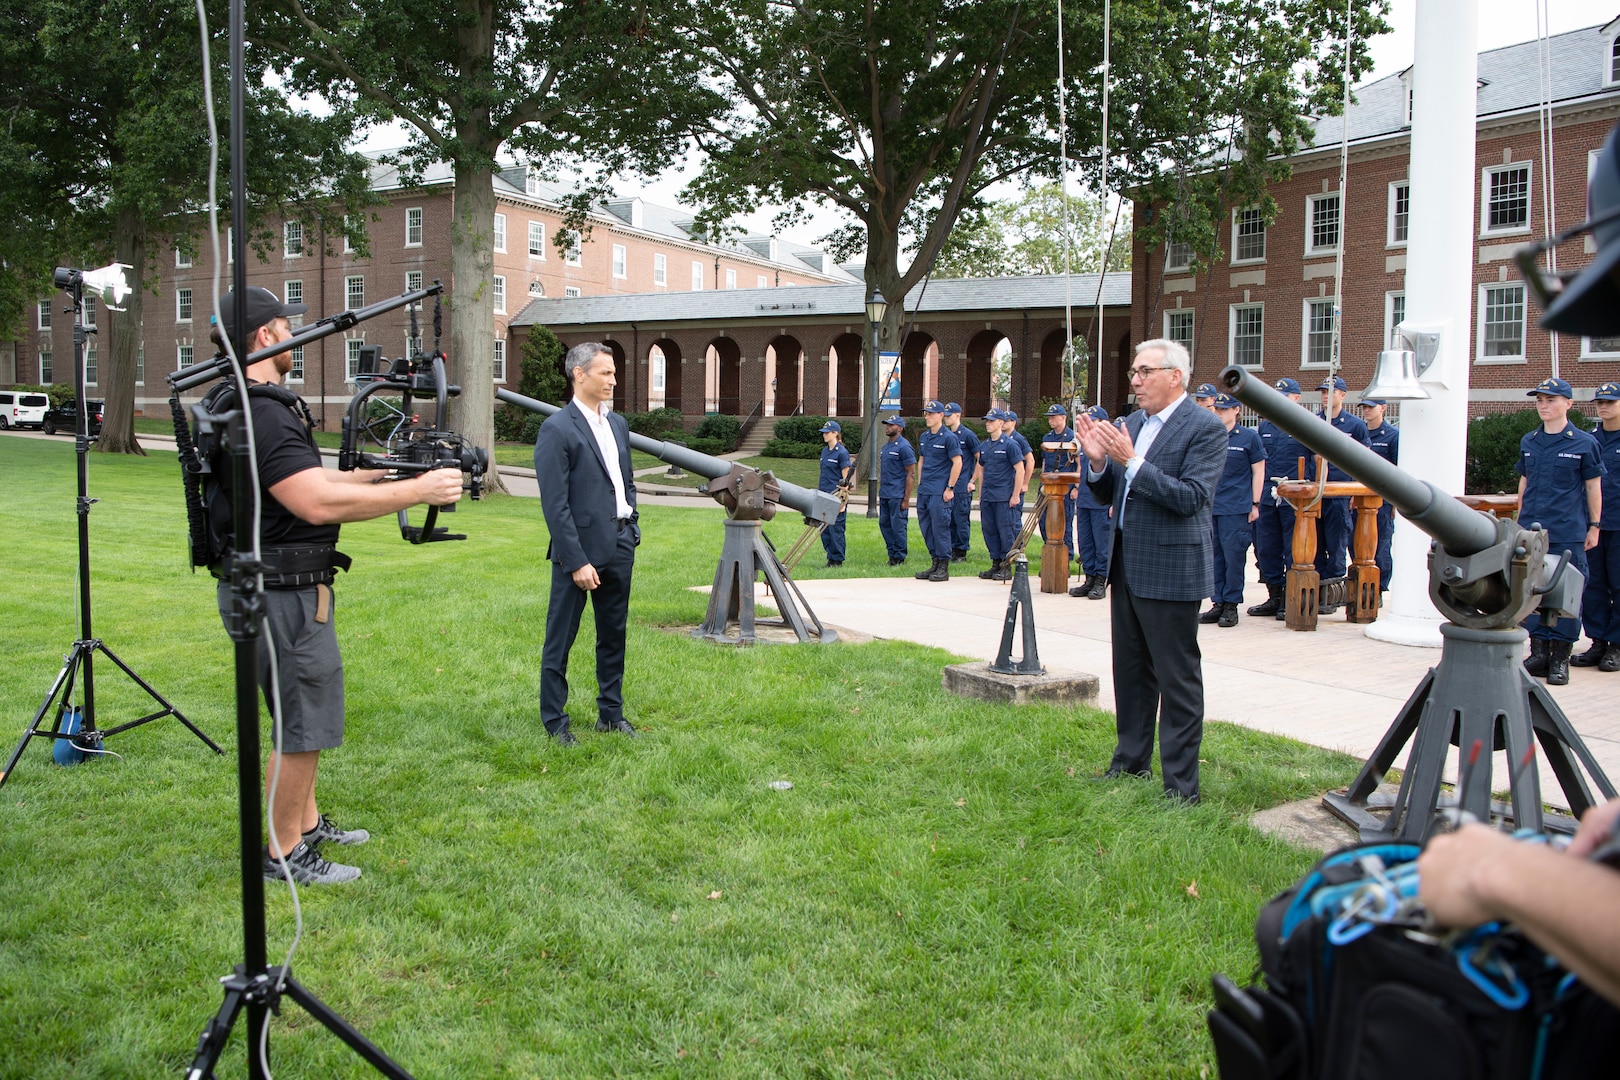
[507, 272, 1131, 328]
[1307, 21, 1619, 150]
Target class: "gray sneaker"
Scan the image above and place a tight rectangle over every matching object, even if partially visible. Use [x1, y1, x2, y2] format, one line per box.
[264, 841, 362, 885]
[302, 813, 370, 848]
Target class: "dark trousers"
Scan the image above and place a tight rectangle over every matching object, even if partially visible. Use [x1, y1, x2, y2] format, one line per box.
[1583, 530, 1620, 642]
[1077, 506, 1112, 579]
[1039, 489, 1078, 557]
[1253, 499, 1294, 586]
[980, 497, 1018, 561]
[820, 509, 847, 563]
[1314, 497, 1351, 580]
[917, 492, 951, 559]
[1524, 539, 1589, 644]
[1375, 504, 1394, 589]
[1109, 533, 1205, 799]
[540, 528, 635, 736]
[1210, 514, 1252, 604]
[951, 486, 973, 554]
[879, 497, 909, 560]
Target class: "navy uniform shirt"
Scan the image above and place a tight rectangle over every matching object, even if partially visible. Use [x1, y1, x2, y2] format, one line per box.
[1518, 423, 1604, 540]
[1214, 424, 1266, 517]
[879, 435, 917, 498]
[915, 426, 962, 496]
[1315, 409, 1371, 482]
[1258, 418, 1307, 487]
[1599, 426, 1620, 531]
[1041, 426, 1078, 474]
[1366, 421, 1399, 467]
[978, 435, 1020, 500]
[1009, 429, 1034, 473]
[818, 443, 853, 494]
[948, 424, 980, 491]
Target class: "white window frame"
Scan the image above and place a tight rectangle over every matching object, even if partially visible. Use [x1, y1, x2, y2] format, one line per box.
[564, 285, 582, 298]
[528, 280, 544, 297]
[493, 337, 506, 382]
[526, 169, 541, 197]
[1231, 208, 1267, 265]
[652, 348, 665, 391]
[653, 252, 666, 286]
[39, 349, 53, 384]
[405, 207, 423, 248]
[136, 343, 144, 386]
[176, 247, 192, 269]
[343, 213, 362, 253]
[283, 220, 303, 257]
[1384, 291, 1406, 351]
[1387, 182, 1410, 247]
[1480, 162, 1532, 238]
[1604, 23, 1620, 88]
[1165, 241, 1193, 273]
[1304, 193, 1341, 257]
[84, 345, 97, 386]
[177, 344, 194, 373]
[83, 296, 96, 328]
[38, 300, 51, 330]
[176, 288, 193, 323]
[692, 261, 704, 290]
[757, 274, 768, 289]
[1300, 298, 1337, 369]
[1164, 309, 1195, 363]
[405, 270, 423, 306]
[288, 344, 305, 383]
[1229, 303, 1264, 369]
[528, 221, 545, 258]
[612, 243, 627, 279]
[1475, 282, 1527, 363]
[1582, 335, 1620, 360]
[492, 274, 506, 314]
[285, 280, 303, 309]
[345, 275, 365, 310]
[493, 213, 506, 253]
[345, 339, 366, 382]
[563, 229, 582, 267]
[725, 268, 737, 290]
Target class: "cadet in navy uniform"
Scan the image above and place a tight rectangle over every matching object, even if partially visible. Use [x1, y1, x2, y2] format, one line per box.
[1248, 378, 1306, 619]
[816, 420, 853, 567]
[1193, 383, 1219, 412]
[878, 416, 917, 565]
[1040, 403, 1080, 567]
[1574, 383, 1620, 672]
[1004, 409, 1036, 522]
[913, 400, 963, 581]
[943, 402, 979, 561]
[1519, 377, 1605, 686]
[1070, 404, 1114, 600]
[1200, 393, 1266, 627]
[1356, 397, 1400, 591]
[975, 409, 1027, 581]
[1312, 376, 1371, 612]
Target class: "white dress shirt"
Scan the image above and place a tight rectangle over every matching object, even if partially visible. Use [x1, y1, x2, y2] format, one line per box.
[1091, 391, 1189, 533]
[573, 398, 634, 519]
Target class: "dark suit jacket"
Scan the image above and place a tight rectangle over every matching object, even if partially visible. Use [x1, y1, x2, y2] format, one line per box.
[1087, 397, 1227, 602]
[535, 400, 637, 572]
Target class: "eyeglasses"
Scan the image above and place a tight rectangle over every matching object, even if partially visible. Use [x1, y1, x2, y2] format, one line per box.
[1127, 365, 1172, 380]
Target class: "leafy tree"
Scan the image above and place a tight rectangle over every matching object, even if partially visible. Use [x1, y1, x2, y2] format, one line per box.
[0, 0, 373, 453]
[677, 0, 1385, 473]
[933, 184, 1131, 278]
[253, 0, 722, 490]
[495, 324, 566, 441]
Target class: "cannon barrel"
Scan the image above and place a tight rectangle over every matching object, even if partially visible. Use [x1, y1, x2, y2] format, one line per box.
[496, 388, 841, 524]
[1220, 365, 1499, 558]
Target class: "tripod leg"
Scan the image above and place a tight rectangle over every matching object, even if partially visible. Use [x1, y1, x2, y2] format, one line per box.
[88, 641, 222, 753]
[281, 976, 416, 1079]
[1, 642, 86, 788]
[184, 983, 249, 1080]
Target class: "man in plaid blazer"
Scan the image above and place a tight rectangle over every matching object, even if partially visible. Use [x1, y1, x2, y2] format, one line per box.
[1077, 339, 1227, 803]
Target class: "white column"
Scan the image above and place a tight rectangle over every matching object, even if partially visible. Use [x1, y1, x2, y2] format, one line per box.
[1366, 0, 1477, 648]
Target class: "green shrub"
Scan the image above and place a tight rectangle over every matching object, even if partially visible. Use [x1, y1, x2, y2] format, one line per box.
[1016, 418, 1048, 447]
[772, 415, 828, 443]
[1466, 407, 1593, 495]
[761, 438, 823, 459]
[685, 436, 726, 455]
[495, 326, 567, 441]
[693, 413, 741, 451]
[520, 413, 543, 445]
[626, 407, 686, 441]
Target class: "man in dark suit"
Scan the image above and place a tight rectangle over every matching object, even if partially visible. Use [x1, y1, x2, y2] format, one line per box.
[536, 342, 640, 745]
[1075, 339, 1227, 802]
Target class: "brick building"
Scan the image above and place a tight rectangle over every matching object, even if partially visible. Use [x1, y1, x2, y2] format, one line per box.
[1, 158, 852, 429]
[1126, 20, 1620, 415]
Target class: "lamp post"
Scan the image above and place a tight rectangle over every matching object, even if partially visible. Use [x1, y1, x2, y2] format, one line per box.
[864, 290, 888, 517]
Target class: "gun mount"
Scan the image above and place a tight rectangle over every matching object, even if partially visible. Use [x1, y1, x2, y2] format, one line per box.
[1221, 365, 1614, 840]
[496, 388, 836, 645]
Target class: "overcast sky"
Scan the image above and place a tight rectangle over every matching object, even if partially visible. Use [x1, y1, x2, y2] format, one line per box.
[356, 1, 1606, 253]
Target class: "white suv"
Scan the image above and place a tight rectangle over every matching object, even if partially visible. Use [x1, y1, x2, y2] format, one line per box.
[0, 391, 49, 430]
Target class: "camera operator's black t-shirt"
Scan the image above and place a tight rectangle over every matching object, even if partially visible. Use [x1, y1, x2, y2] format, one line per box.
[249, 390, 340, 549]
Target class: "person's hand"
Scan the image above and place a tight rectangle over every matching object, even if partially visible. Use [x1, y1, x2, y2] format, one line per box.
[1008, 494, 1018, 508]
[1072, 415, 1111, 471]
[1587, 525, 1601, 551]
[571, 563, 601, 591]
[1568, 798, 1620, 860]
[1418, 823, 1522, 927]
[943, 488, 954, 501]
[417, 467, 465, 506]
[1093, 419, 1139, 467]
[1249, 506, 1260, 523]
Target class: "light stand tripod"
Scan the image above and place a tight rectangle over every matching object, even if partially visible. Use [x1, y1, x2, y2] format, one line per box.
[0, 269, 221, 789]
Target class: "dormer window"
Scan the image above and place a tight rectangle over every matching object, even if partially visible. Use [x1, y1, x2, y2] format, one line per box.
[525, 167, 541, 197]
[1399, 67, 1413, 126]
[1605, 17, 1620, 88]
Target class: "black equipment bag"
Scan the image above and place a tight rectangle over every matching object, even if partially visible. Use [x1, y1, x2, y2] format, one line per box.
[1209, 841, 1620, 1080]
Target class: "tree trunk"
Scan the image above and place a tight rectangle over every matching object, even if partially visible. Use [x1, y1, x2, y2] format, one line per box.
[99, 206, 146, 455]
[448, 159, 503, 493]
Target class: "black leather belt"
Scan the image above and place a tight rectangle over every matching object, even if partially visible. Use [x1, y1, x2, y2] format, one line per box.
[213, 546, 352, 588]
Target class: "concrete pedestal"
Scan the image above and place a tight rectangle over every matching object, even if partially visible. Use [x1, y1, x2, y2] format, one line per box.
[942, 662, 1099, 706]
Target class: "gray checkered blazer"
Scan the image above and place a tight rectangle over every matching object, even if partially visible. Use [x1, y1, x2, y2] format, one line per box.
[1086, 398, 1228, 602]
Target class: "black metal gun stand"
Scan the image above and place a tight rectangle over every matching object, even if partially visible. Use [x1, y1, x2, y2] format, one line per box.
[0, 272, 220, 789]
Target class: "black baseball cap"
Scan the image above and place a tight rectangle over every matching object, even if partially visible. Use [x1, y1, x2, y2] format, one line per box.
[214, 286, 307, 341]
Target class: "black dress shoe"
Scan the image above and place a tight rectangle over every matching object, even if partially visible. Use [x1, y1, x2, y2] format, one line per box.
[551, 728, 578, 746]
[1093, 767, 1151, 781]
[596, 718, 637, 737]
[1165, 789, 1201, 806]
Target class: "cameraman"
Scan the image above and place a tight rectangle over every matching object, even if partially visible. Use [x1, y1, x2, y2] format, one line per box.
[211, 287, 463, 885]
[1421, 120, 1620, 1008]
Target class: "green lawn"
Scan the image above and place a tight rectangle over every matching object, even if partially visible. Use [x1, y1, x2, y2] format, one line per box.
[0, 435, 1353, 1078]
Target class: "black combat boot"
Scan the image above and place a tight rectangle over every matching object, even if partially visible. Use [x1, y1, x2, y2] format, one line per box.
[1524, 637, 1550, 678]
[915, 559, 936, 580]
[1546, 640, 1572, 686]
[1571, 639, 1609, 667]
[1069, 575, 1094, 598]
[979, 560, 1003, 580]
[1198, 603, 1223, 624]
[1086, 577, 1107, 599]
[1602, 643, 1620, 673]
[1247, 583, 1283, 618]
[989, 561, 1012, 581]
[1218, 603, 1240, 628]
[928, 557, 950, 582]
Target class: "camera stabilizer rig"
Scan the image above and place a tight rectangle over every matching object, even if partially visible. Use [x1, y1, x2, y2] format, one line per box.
[337, 289, 486, 543]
